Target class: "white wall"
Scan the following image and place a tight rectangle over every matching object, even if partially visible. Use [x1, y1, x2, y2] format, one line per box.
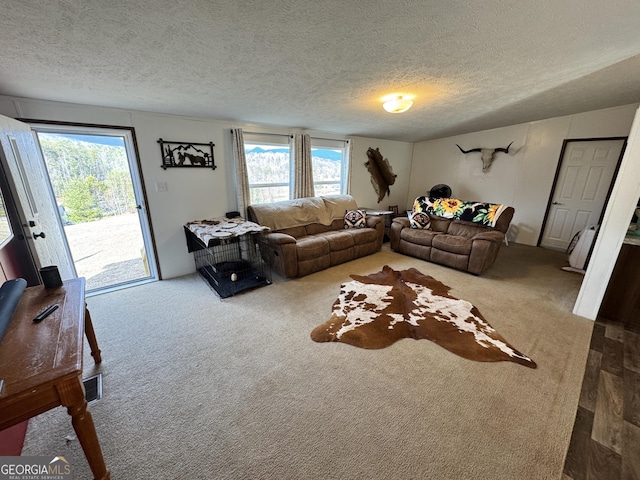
[409, 104, 639, 244]
[0, 96, 414, 279]
[575, 106, 640, 319]
[348, 137, 413, 211]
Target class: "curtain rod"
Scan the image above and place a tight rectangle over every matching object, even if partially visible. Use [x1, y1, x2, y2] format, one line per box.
[309, 136, 350, 143]
[241, 131, 287, 138]
[239, 130, 349, 143]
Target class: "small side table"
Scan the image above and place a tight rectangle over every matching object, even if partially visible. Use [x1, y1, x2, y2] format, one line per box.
[362, 209, 394, 242]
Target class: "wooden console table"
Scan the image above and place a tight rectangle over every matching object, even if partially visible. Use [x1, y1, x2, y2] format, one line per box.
[0, 278, 110, 480]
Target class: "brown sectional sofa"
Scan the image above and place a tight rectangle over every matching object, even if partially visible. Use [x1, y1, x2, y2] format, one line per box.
[247, 195, 384, 278]
[390, 201, 514, 275]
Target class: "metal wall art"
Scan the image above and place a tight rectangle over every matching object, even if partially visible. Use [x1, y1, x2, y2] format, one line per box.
[158, 138, 216, 170]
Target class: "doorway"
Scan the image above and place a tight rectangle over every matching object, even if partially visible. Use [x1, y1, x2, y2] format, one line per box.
[30, 123, 158, 293]
[539, 138, 626, 251]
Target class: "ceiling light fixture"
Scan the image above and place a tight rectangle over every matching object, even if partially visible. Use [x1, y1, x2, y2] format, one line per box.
[382, 95, 413, 113]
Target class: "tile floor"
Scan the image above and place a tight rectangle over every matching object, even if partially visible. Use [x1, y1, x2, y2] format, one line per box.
[563, 317, 640, 480]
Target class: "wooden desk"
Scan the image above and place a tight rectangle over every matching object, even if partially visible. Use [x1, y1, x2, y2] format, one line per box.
[0, 278, 110, 480]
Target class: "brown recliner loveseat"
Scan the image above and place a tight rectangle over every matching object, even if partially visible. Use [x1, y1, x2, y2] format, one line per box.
[390, 197, 514, 275]
[247, 195, 384, 278]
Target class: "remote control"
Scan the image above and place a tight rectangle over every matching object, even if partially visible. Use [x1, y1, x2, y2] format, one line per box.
[33, 304, 59, 323]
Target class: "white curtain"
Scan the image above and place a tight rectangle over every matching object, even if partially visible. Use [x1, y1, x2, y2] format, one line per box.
[231, 128, 251, 217]
[343, 139, 352, 195]
[291, 133, 314, 198]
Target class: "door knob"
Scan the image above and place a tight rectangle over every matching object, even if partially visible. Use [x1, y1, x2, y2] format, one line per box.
[33, 232, 46, 239]
[552, 201, 564, 205]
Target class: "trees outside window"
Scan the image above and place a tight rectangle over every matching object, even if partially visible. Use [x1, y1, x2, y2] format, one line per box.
[37, 133, 135, 223]
[244, 143, 291, 204]
[311, 147, 344, 196]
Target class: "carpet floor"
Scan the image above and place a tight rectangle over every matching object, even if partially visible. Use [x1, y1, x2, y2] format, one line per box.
[21, 243, 592, 479]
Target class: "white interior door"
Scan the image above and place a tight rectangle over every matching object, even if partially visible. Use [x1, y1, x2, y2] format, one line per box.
[540, 139, 625, 251]
[0, 114, 75, 279]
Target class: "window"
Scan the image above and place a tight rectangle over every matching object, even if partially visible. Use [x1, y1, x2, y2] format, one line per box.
[311, 144, 348, 196]
[244, 141, 291, 204]
[244, 134, 349, 204]
[0, 188, 12, 247]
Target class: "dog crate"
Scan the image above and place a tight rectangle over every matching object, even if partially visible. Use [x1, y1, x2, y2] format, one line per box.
[185, 227, 271, 298]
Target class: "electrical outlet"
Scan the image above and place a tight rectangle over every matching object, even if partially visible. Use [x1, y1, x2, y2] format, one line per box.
[155, 182, 168, 192]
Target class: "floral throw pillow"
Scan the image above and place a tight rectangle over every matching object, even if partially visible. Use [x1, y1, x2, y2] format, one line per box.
[344, 210, 366, 229]
[409, 211, 431, 229]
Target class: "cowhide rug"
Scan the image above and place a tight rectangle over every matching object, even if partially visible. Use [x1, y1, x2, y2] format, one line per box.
[310, 265, 536, 368]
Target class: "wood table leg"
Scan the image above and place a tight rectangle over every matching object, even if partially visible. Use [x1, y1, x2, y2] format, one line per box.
[84, 305, 102, 364]
[57, 377, 110, 480]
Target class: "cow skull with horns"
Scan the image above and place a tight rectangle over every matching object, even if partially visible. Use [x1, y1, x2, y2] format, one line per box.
[456, 142, 513, 172]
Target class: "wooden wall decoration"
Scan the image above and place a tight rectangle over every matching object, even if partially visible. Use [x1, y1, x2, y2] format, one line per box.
[365, 147, 397, 203]
[158, 138, 216, 170]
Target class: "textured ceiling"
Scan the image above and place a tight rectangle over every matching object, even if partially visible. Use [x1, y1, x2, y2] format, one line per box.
[1, 0, 640, 143]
